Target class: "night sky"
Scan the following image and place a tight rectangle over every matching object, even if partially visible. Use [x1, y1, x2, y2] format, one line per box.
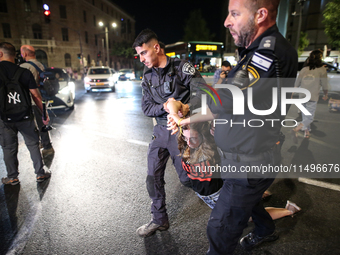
[111, 0, 228, 45]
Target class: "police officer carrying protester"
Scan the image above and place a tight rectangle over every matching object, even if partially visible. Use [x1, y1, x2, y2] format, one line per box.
[167, 0, 298, 253]
[132, 29, 203, 237]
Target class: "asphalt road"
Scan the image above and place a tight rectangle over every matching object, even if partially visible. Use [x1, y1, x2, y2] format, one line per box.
[1, 80, 340, 255]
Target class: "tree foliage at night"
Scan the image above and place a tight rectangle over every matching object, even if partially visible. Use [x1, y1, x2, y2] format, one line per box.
[111, 41, 134, 58]
[323, 0, 340, 48]
[298, 31, 310, 56]
[183, 9, 214, 41]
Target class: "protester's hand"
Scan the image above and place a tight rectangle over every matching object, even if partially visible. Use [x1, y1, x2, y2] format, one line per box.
[180, 103, 189, 117]
[42, 113, 50, 126]
[167, 115, 179, 135]
[322, 95, 328, 101]
[163, 98, 175, 113]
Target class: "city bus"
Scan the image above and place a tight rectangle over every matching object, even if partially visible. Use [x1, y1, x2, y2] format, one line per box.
[133, 41, 224, 79]
[164, 41, 224, 76]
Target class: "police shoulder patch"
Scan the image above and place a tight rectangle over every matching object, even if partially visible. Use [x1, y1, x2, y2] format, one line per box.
[251, 52, 273, 72]
[182, 62, 196, 75]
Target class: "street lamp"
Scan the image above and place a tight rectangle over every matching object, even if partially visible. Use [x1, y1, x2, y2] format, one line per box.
[99, 22, 117, 67]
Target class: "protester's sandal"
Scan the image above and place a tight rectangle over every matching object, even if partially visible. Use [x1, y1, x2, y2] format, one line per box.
[285, 200, 301, 217]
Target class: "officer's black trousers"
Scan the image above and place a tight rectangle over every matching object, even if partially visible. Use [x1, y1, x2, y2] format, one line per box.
[146, 124, 190, 225]
[207, 146, 280, 255]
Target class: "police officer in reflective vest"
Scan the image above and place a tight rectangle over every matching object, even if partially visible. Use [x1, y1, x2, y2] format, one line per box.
[133, 29, 202, 237]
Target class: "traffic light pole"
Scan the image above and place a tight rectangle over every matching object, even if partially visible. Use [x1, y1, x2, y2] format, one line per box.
[105, 26, 109, 67]
[77, 30, 83, 65]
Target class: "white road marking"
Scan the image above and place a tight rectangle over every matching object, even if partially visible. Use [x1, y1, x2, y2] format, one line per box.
[127, 139, 149, 147]
[6, 202, 42, 255]
[298, 177, 340, 192]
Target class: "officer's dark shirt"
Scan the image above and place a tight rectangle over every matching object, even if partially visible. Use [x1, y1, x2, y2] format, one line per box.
[209, 25, 298, 154]
[0, 61, 37, 90]
[141, 57, 202, 122]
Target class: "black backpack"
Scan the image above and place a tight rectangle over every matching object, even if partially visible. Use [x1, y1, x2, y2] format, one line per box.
[0, 67, 32, 122]
[27, 61, 60, 99]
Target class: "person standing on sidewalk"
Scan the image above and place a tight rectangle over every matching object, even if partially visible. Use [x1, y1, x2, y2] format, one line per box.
[20, 45, 55, 159]
[292, 49, 329, 139]
[0, 42, 51, 185]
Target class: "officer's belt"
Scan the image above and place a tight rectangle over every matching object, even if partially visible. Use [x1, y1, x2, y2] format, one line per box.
[155, 117, 168, 126]
[217, 147, 272, 162]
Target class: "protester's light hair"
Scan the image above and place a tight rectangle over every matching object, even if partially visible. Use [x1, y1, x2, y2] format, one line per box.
[177, 121, 217, 165]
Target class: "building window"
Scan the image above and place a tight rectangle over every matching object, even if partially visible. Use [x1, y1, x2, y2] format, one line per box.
[32, 23, 42, 39]
[0, 0, 8, 13]
[59, 5, 67, 19]
[61, 28, 69, 41]
[95, 34, 97, 46]
[93, 15, 96, 26]
[36, 49, 48, 66]
[2, 23, 11, 38]
[83, 10, 86, 23]
[24, 0, 31, 12]
[85, 31, 88, 44]
[65, 53, 71, 67]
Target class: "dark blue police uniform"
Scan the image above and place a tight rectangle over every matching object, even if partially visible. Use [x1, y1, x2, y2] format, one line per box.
[141, 56, 202, 225]
[206, 25, 298, 254]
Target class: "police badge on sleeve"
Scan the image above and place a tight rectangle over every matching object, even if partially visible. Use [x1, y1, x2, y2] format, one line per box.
[182, 62, 196, 75]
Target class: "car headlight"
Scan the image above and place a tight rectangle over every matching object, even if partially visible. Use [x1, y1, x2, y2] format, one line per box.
[84, 77, 91, 82]
[109, 76, 115, 81]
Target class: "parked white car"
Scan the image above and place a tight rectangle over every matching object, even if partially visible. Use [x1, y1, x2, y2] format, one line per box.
[84, 66, 115, 92]
[45, 68, 75, 110]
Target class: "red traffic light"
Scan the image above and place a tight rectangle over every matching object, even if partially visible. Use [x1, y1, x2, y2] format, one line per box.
[44, 10, 50, 16]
